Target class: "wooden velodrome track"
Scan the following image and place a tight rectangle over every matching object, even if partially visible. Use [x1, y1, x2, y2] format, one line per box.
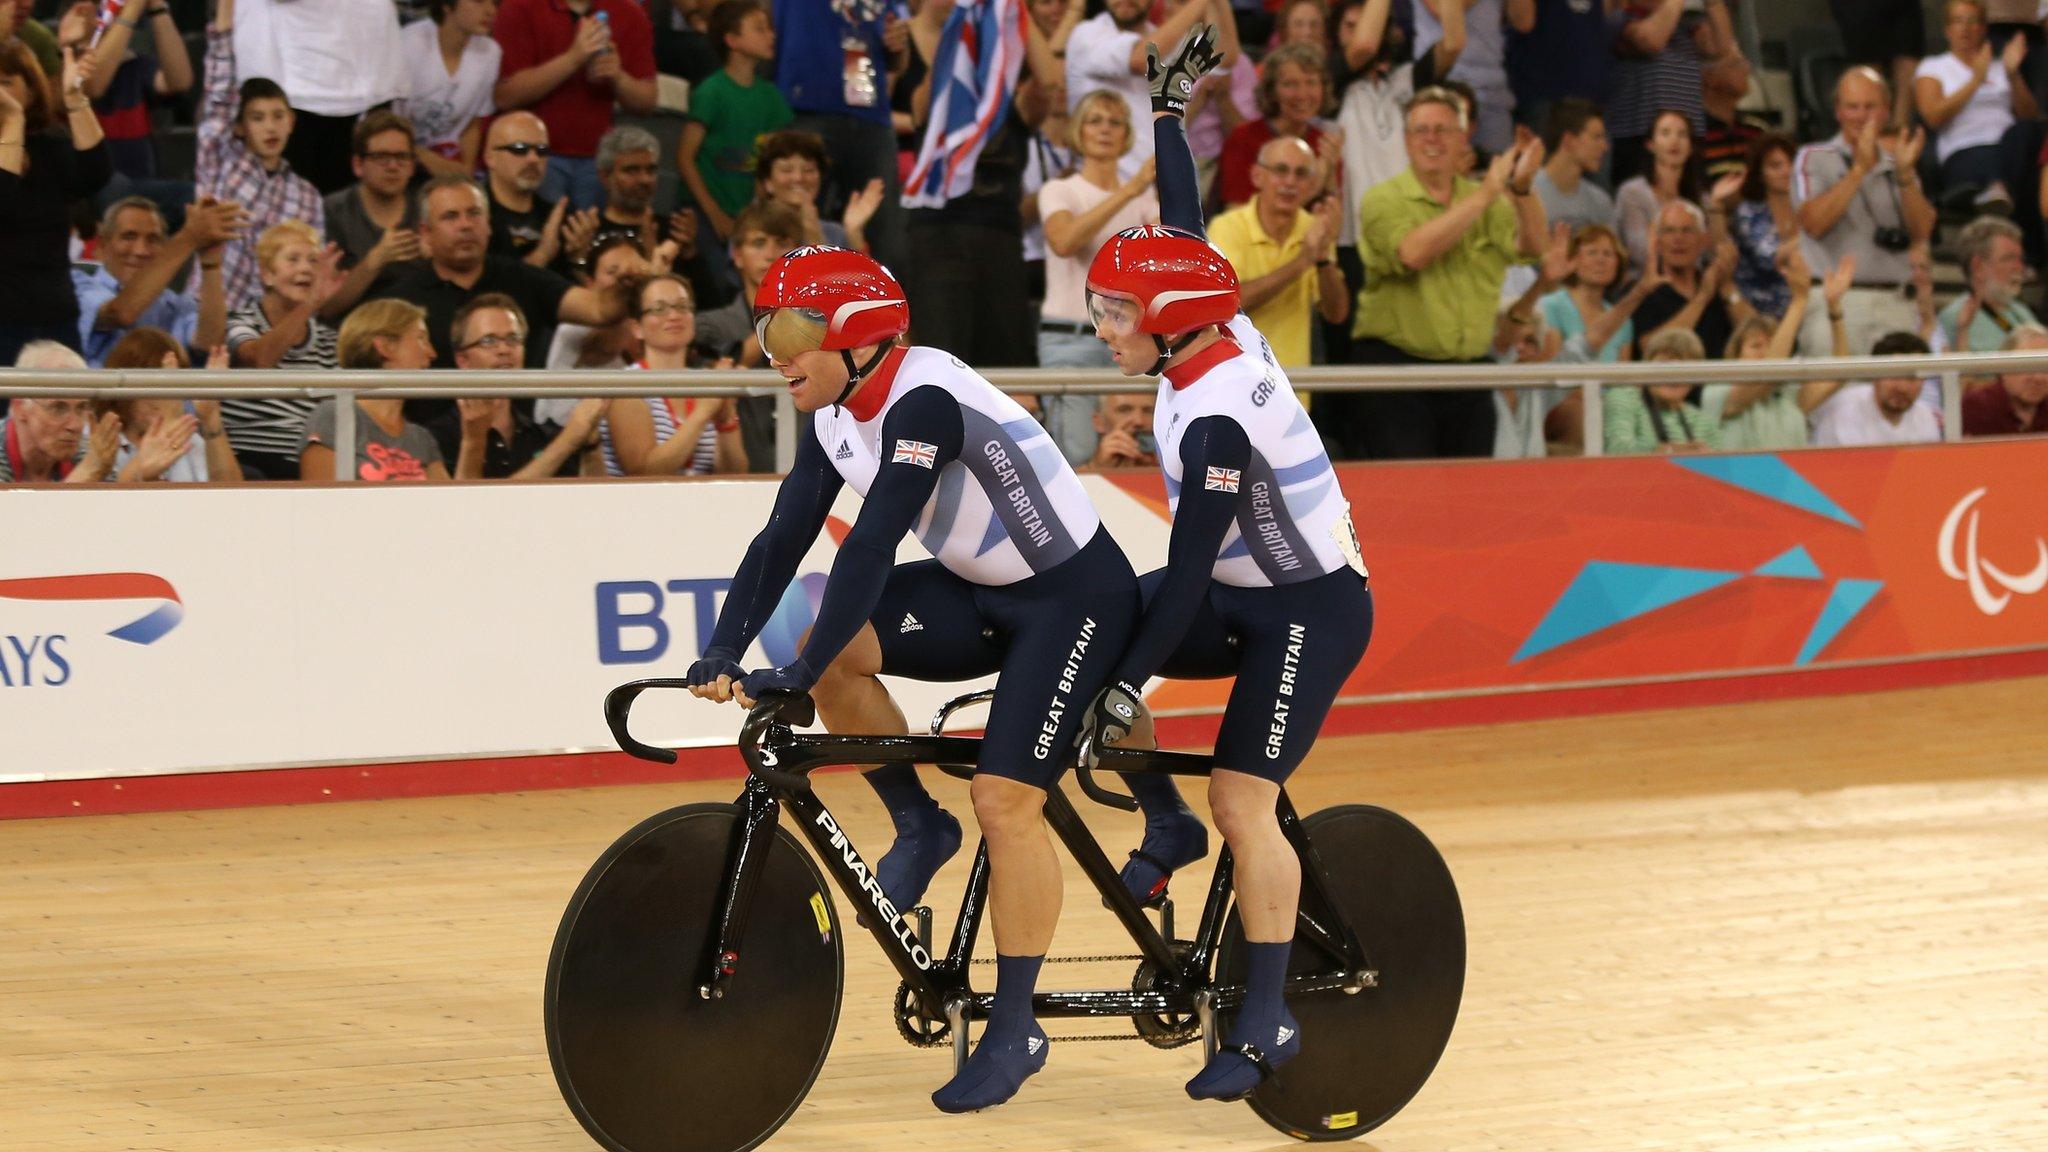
[5, 677, 2046, 1152]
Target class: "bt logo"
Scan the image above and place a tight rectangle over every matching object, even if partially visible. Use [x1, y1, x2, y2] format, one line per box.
[595, 573, 826, 666]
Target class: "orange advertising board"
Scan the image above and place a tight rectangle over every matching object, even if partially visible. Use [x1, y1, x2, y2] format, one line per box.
[1104, 441, 2048, 711]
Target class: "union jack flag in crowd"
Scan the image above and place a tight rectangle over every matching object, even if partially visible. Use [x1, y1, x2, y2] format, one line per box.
[900, 0, 1028, 209]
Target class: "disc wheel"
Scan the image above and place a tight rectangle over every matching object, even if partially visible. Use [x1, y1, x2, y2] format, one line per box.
[546, 802, 843, 1152]
[1215, 804, 1464, 1141]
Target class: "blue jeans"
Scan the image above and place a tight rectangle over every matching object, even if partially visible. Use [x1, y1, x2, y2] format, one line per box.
[1036, 327, 1114, 465]
[543, 155, 604, 210]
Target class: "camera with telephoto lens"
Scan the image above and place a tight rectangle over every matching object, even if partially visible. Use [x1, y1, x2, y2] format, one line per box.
[1873, 226, 1911, 253]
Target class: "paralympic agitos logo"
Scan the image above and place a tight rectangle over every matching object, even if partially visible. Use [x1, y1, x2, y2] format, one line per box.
[1939, 488, 2048, 616]
[0, 573, 185, 687]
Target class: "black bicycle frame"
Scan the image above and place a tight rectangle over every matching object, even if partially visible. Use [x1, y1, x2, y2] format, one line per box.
[605, 683, 1373, 1026]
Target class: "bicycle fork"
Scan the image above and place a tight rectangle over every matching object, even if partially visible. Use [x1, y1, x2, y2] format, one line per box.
[695, 777, 785, 1000]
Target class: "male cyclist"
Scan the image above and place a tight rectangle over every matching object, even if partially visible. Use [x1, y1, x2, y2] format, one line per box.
[1079, 25, 1375, 1102]
[686, 245, 1135, 1111]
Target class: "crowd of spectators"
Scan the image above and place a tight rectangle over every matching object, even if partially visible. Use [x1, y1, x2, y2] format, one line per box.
[7, 0, 2048, 488]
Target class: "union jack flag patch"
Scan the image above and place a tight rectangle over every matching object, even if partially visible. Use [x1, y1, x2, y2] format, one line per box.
[892, 439, 938, 468]
[1204, 466, 1242, 493]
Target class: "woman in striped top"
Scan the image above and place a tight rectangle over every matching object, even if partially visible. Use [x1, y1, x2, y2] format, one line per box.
[600, 273, 744, 477]
[223, 220, 342, 480]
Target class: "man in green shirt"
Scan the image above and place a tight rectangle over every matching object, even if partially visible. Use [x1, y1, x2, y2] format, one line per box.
[1938, 215, 2038, 364]
[1343, 88, 1546, 459]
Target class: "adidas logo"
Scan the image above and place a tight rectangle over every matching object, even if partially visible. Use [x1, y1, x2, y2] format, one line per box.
[1276, 1026, 1295, 1046]
[899, 613, 924, 634]
[835, 439, 854, 461]
[1026, 1036, 1044, 1055]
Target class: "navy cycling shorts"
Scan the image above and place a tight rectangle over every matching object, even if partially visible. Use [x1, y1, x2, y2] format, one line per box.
[872, 529, 1139, 788]
[1140, 567, 1373, 782]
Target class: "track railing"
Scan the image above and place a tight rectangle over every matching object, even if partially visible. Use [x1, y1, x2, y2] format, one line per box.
[4, 349, 2044, 479]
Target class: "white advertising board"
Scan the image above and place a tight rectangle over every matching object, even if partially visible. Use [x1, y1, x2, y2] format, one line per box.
[0, 478, 1172, 782]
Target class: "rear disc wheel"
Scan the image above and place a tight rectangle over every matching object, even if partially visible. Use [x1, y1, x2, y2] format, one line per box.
[545, 802, 843, 1152]
[1216, 804, 1465, 1141]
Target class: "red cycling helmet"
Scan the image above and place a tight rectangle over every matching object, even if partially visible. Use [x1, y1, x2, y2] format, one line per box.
[753, 245, 910, 372]
[1085, 224, 1240, 339]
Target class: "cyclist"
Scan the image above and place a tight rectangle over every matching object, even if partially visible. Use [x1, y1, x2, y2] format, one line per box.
[685, 244, 1138, 1111]
[1079, 25, 1375, 1103]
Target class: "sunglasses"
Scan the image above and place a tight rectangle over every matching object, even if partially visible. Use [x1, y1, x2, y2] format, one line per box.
[754, 306, 829, 364]
[494, 142, 551, 158]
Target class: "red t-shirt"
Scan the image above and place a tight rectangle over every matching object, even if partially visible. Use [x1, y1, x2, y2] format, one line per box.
[494, 0, 656, 158]
[1217, 119, 1327, 210]
[1961, 381, 2048, 436]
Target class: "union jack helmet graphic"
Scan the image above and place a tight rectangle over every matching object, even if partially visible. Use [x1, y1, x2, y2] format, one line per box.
[753, 245, 910, 363]
[1084, 225, 1241, 338]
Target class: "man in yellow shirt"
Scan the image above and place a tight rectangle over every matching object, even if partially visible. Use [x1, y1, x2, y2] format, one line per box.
[1345, 88, 1547, 458]
[1208, 136, 1347, 368]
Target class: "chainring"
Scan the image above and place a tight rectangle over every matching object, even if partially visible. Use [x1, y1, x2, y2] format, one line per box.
[1130, 943, 1200, 1049]
[893, 981, 953, 1048]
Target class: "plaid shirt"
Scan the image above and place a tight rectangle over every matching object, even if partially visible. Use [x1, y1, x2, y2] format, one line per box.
[192, 28, 324, 311]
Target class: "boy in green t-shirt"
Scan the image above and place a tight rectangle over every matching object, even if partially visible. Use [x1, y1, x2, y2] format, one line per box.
[679, 0, 793, 241]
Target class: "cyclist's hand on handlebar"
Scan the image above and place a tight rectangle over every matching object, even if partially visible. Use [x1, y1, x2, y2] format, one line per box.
[733, 660, 818, 711]
[687, 648, 746, 703]
[1078, 680, 1149, 769]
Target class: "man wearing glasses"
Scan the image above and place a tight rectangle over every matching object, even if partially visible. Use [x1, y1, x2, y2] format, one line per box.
[0, 344, 116, 484]
[1208, 136, 1348, 369]
[321, 110, 426, 315]
[448, 294, 606, 479]
[1346, 86, 1548, 459]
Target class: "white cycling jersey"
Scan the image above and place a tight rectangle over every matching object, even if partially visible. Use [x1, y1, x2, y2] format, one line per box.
[813, 345, 1102, 586]
[1154, 314, 1365, 586]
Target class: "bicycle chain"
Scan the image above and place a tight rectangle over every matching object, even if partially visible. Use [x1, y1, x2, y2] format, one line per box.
[896, 943, 1203, 1048]
[968, 952, 1152, 965]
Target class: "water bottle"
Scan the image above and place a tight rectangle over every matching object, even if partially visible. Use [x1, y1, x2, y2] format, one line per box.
[585, 8, 614, 82]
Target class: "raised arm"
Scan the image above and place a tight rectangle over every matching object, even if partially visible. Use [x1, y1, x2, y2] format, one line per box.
[149, 6, 195, 94]
[1149, 23, 1228, 236]
[1433, 0, 1467, 74]
[1620, 0, 1686, 56]
[1799, 255, 1856, 412]
[195, 0, 240, 188]
[1343, 0, 1392, 71]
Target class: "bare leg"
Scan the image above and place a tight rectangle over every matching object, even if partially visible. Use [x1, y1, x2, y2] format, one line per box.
[970, 775, 1062, 955]
[931, 774, 1061, 1113]
[809, 622, 905, 736]
[808, 623, 960, 909]
[1188, 769, 1301, 1100]
[1208, 770, 1297, 943]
